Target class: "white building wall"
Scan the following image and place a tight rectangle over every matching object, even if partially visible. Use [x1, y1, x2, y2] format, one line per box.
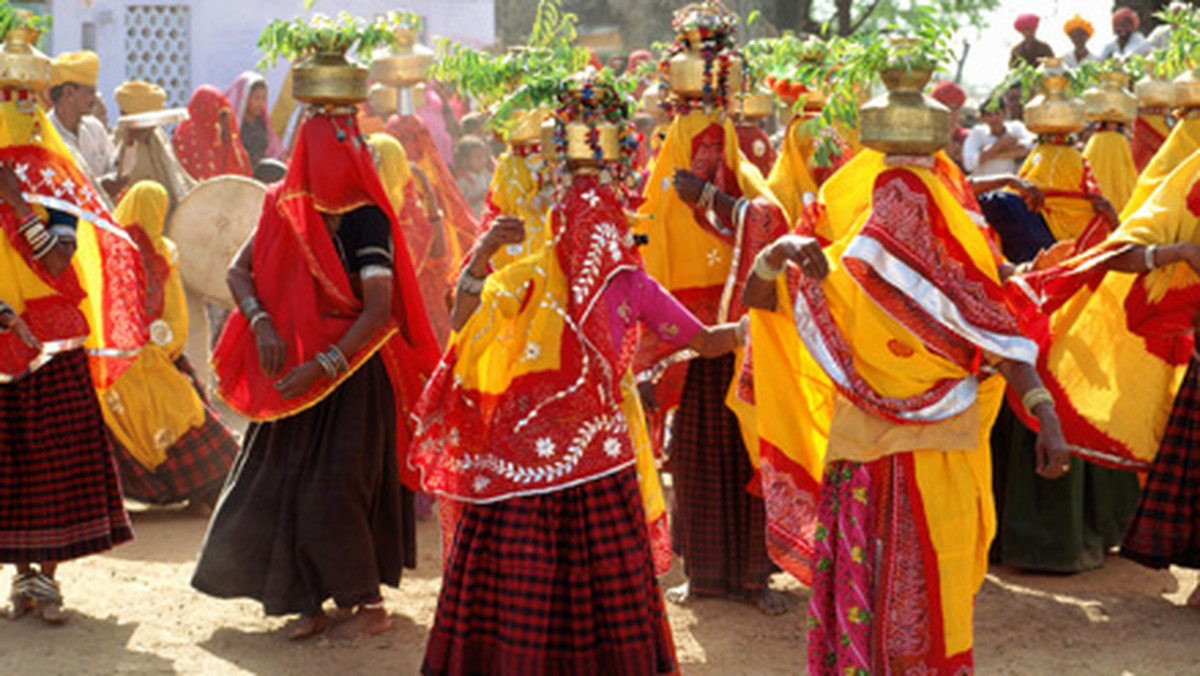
[48, 0, 495, 107]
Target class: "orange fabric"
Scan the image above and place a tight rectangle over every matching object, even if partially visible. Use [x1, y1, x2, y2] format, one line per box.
[172, 86, 252, 180]
[385, 115, 478, 268]
[212, 113, 441, 488]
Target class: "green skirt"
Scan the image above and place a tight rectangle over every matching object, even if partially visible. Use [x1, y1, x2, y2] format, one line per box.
[989, 403, 1142, 573]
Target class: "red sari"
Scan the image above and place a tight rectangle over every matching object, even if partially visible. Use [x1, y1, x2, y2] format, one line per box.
[211, 113, 441, 486]
[172, 86, 252, 180]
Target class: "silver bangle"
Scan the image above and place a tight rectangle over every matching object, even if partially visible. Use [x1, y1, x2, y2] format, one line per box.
[457, 269, 486, 296]
[699, 181, 718, 211]
[314, 351, 338, 379]
[1144, 245, 1158, 271]
[326, 344, 349, 374]
[239, 296, 264, 318]
[249, 311, 271, 332]
[30, 232, 59, 260]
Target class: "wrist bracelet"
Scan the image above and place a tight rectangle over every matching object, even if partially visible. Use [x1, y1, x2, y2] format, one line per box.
[1022, 387, 1055, 416]
[458, 269, 486, 296]
[752, 249, 784, 281]
[30, 231, 59, 260]
[239, 296, 264, 318]
[249, 311, 270, 332]
[326, 345, 349, 375]
[314, 351, 338, 379]
[1144, 245, 1158, 271]
[17, 213, 41, 234]
[698, 181, 718, 211]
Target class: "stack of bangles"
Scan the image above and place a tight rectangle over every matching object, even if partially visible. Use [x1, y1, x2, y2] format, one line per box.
[18, 213, 58, 260]
[315, 344, 349, 379]
[752, 249, 784, 280]
[698, 181, 718, 212]
[458, 269, 486, 296]
[1021, 387, 1055, 416]
[240, 296, 272, 332]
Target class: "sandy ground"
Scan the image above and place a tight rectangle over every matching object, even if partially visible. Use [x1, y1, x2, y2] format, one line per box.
[2, 298, 1196, 675]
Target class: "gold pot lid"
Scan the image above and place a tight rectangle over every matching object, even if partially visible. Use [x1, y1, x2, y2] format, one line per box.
[0, 24, 52, 93]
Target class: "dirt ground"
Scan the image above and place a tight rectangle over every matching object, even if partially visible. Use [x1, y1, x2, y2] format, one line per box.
[0, 502, 1196, 675]
[2, 304, 1196, 675]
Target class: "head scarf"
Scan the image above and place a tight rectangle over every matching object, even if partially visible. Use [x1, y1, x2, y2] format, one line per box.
[930, 80, 967, 110]
[224, 71, 283, 160]
[114, 81, 166, 115]
[1013, 13, 1040, 32]
[51, 51, 100, 87]
[626, 49, 653, 75]
[1113, 7, 1141, 30]
[212, 114, 440, 486]
[171, 85, 251, 180]
[113, 181, 171, 318]
[1063, 14, 1094, 38]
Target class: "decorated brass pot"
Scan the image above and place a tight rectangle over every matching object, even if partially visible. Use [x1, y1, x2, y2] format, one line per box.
[1175, 68, 1200, 109]
[733, 87, 774, 122]
[1136, 59, 1174, 109]
[1024, 58, 1086, 135]
[859, 67, 950, 156]
[369, 27, 433, 88]
[668, 48, 744, 100]
[0, 25, 52, 92]
[1084, 71, 1138, 124]
[509, 107, 548, 146]
[292, 52, 369, 106]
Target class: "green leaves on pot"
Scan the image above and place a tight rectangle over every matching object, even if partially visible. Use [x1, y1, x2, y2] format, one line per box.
[257, 10, 418, 70]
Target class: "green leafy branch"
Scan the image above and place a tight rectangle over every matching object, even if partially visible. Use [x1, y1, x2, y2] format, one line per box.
[256, 11, 411, 70]
[0, 3, 53, 41]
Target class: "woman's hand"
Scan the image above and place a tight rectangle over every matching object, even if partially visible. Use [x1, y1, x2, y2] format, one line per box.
[0, 163, 31, 219]
[477, 216, 525, 260]
[253, 318, 287, 378]
[1033, 408, 1073, 480]
[768, 234, 829, 281]
[1088, 194, 1119, 229]
[274, 361, 324, 400]
[1008, 177, 1045, 212]
[0, 309, 41, 351]
[672, 169, 706, 206]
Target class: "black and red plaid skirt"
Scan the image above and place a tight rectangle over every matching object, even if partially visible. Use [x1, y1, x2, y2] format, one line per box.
[422, 469, 677, 676]
[111, 409, 238, 505]
[667, 354, 771, 595]
[0, 349, 133, 563]
[1122, 359, 1200, 569]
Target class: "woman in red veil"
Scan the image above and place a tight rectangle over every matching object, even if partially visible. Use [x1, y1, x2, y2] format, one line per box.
[192, 110, 440, 641]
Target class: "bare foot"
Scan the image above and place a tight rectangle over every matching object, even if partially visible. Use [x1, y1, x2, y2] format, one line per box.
[1187, 585, 1200, 609]
[288, 611, 329, 641]
[754, 588, 790, 616]
[328, 606, 392, 641]
[664, 581, 693, 605]
[37, 600, 68, 625]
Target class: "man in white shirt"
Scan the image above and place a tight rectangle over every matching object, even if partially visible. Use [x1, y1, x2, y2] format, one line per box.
[962, 97, 1034, 176]
[47, 51, 122, 206]
[1100, 8, 1147, 60]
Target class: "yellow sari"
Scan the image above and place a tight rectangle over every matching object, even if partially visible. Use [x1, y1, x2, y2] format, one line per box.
[739, 151, 1033, 668]
[1123, 114, 1200, 220]
[1017, 141, 1107, 245]
[480, 146, 551, 270]
[97, 181, 206, 471]
[1083, 128, 1138, 215]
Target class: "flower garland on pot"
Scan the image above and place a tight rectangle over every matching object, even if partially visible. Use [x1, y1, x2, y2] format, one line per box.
[549, 68, 640, 205]
[657, 1, 743, 116]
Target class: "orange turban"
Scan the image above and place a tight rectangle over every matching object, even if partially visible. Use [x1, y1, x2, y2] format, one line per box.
[1063, 14, 1094, 38]
[51, 50, 100, 88]
[114, 81, 166, 115]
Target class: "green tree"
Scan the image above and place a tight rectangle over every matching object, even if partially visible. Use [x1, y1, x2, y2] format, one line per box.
[771, 0, 999, 37]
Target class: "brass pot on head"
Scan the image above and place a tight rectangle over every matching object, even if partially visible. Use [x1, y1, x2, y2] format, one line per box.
[509, 107, 548, 147]
[1083, 70, 1138, 124]
[1023, 57, 1086, 135]
[1174, 67, 1200, 110]
[1136, 57, 1175, 109]
[369, 26, 434, 89]
[859, 52, 951, 156]
[292, 51, 369, 107]
[665, 3, 743, 101]
[733, 87, 774, 123]
[0, 21, 52, 93]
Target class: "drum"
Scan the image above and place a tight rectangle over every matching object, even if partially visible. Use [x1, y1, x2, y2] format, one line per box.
[166, 175, 266, 308]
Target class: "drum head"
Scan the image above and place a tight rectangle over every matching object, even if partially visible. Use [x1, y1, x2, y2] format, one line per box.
[167, 175, 266, 308]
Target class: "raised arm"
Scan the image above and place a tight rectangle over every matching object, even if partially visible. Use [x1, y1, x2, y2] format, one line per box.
[0, 164, 76, 277]
[742, 234, 829, 312]
[450, 216, 525, 331]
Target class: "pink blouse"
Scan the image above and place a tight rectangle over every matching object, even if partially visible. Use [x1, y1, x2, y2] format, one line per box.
[604, 268, 703, 349]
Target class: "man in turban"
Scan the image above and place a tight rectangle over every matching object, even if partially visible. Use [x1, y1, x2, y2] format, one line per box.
[1010, 14, 1055, 69]
[112, 81, 195, 208]
[1061, 15, 1097, 68]
[48, 51, 121, 204]
[1101, 8, 1146, 60]
[930, 79, 968, 167]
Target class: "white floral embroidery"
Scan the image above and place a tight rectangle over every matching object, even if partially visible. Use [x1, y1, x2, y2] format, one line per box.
[707, 248, 723, 267]
[603, 437, 622, 458]
[535, 437, 556, 458]
[582, 189, 600, 207]
[523, 342, 542, 362]
[473, 475, 492, 493]
[13, 163, 28, 183]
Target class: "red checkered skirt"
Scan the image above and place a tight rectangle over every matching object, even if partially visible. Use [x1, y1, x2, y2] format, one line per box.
[667, 354, 771, 595]
[422, 469, 677, 676]
[111, 409, 238, 505]
[0, 349, 133, 563]
[1122, 359, 1200, 569]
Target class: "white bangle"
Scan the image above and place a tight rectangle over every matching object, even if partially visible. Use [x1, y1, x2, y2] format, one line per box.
[1144, 245, 1158, 271]
[752, 250, 784, 281]
[457, 269, 486, 296]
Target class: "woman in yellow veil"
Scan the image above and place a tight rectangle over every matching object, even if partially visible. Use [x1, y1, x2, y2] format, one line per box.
[100, 180, 238, 508]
